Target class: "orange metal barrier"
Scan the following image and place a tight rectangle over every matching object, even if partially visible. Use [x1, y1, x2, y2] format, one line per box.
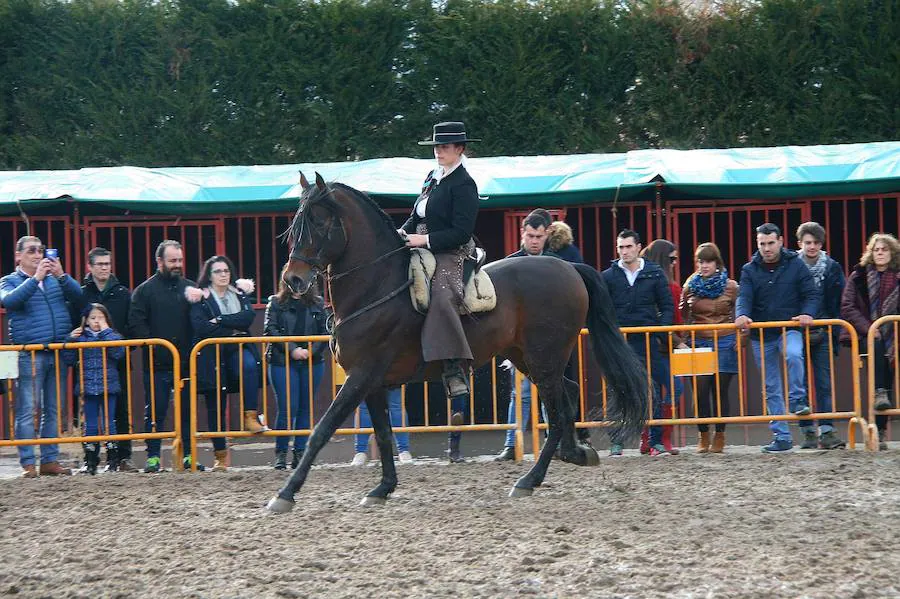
[187, 336, 526, 472]
[865, 316, 900, 451]
[0, 339, 182, 466]
[532, 320, 867, 450]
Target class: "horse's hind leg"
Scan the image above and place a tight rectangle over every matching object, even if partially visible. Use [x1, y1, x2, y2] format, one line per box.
[510, 379, 566, 497]
[267, 373, 373, 514]
[361, 389, 398, 507]
[563, 376, 592, 445]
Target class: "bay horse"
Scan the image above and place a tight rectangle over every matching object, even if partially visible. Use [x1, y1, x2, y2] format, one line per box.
[266, 172, 647, 512]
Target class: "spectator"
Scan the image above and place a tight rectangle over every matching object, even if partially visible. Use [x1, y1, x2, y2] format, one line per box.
[351, 388, 413, 466]
[680, 242, 739, 453]
[129, 240, 195, 472]
[601, 229, 675, 456]
[795, 222, 846, 450]
[640, 239, 687, 455]
[0, 236, 81, 477]
[841, 233, 900, 450]
[63, 303, 125, 475]
[735, 223, 820, 453]
[188, 255, 266, 472]
[76, 247, 137, 471]
[264, 266, 328, 470]
[547, 221, 585, 264]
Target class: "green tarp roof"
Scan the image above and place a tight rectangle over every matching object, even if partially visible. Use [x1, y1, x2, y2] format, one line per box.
[1, 141, 898, 215]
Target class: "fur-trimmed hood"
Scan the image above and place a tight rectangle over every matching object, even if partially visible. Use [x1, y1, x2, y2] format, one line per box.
[547, 221, 574, 252]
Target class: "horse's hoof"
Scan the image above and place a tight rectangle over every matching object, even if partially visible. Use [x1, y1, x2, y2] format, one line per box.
[509, 486, 534, 498]
[266, 496, 295, 514]
[583, 447, 601, 467]
[360, 495, 388, 507]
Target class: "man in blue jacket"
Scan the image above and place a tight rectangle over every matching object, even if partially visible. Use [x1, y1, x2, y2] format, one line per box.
[601, 229, 674, 456]
[0, 236, 82, 477]
[795, 222, 846, 450]
[735, 223, 821, 453]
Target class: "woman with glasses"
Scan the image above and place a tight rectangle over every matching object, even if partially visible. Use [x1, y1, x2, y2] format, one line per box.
[187, 255, 265, 472]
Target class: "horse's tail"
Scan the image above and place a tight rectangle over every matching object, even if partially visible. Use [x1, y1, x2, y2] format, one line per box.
[572, 263, 648, 442]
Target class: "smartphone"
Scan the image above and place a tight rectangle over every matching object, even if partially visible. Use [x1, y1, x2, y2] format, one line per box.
[45, 248, 59, 260]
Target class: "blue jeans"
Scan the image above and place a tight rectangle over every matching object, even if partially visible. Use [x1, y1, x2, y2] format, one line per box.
[355, 388, 410, 453]
[750, 330, 805, 442]
[503, 371, 548, 447]
[804, 337, 834, 434]
[143, 370, 191, 459]
[270, 361, 324, 453]
[84, 393, 118, 437]
[14, 352, 66, 467]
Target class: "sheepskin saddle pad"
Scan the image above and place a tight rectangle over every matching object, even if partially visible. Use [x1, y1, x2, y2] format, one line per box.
[408, 247, 496, 315]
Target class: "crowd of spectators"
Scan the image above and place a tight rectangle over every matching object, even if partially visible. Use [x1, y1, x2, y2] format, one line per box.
[1, 216, 899, 476]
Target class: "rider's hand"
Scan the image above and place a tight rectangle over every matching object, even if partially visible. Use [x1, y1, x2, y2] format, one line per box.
[499, 359, 514, 371]
[404, 234, 429, 248]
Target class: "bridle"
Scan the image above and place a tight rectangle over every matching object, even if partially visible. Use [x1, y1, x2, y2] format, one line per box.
[288, 185, 412, 332]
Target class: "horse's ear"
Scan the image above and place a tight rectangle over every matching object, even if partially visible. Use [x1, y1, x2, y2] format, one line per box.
[314, 172, 327, 191]
[298, 171, 311, 191]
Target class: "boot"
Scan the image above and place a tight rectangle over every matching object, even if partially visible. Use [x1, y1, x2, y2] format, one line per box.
[661, 404, 680, 455]
[710, 431, 726, 453]
[243, 410, 269, 434]
[696, 431, 711, 453]
[448, 434, 464, 463]
[104, 441, 120, 472]
[874, 388, 892, 411]
[291, 448, 304, 469]
[273, 450, 288, 470]
[639, 429, 650, 454]
[212, 449, 228, 472]
[82, 443, 100, 476]
[494, 446, 515, 462]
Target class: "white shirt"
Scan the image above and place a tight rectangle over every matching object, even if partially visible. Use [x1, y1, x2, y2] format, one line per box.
[616, 258, 645, 286]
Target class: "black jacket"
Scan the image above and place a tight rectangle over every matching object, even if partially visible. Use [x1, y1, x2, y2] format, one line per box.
[263, 295, 329, 367]
[74, 274, 131, 334]
[400, 165, 479, 252]
[129, 272, 195, 371]
[189, 288, 261, 393]
[736, 248, 820, 326]
[601, 259, 674, 328]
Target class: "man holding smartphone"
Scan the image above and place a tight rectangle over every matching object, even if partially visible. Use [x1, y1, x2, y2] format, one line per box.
[0, 236, 82, 477]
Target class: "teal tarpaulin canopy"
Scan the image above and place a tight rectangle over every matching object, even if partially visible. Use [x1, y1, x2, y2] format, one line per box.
[0, 141, 898, 215]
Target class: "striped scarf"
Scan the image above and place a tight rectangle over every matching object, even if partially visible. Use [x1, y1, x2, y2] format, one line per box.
[867, 265, 899, 361]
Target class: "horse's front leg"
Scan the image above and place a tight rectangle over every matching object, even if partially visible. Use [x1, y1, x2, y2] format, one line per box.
[267, 371, 377, 514]
[510, 379, 566, 498]
[360, 389, 398, 506]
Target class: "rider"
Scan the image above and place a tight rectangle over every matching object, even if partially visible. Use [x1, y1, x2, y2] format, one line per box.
[398, 121, 480, 462]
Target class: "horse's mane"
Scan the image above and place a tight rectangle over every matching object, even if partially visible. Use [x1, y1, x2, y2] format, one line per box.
[330, 183, 404, 244]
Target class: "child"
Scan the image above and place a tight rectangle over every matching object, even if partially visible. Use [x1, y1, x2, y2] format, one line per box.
[64, 303, 125, 474]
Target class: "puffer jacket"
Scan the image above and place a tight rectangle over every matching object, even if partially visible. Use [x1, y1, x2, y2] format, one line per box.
[600, 259, 674, 328]
[0, 270, 82, 344]
[680, 275, 739, 338]
[735, 248, 820, 337]
[63, 328, 125, 394]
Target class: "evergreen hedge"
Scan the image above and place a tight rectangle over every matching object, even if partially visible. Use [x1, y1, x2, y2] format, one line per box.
[0, 0, 896, 169]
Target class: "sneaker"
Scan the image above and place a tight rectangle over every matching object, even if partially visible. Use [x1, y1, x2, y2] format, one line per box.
[273, 450, 287, 470]
[761, 439, 793, 453]
[608, 444, 624, 457]
[793, 404, 811, 416]
[350, 452, 368, 466]
[874, 388, 892, 411]
[182, 456, 206, 472]
[648, 444, 670, 457]
[800, 431, 819, 449]
[398, 451, 414, 464]
[116, 459, 138, 473]
[819, 430, 846, 449]
[144, 457, 161, 473]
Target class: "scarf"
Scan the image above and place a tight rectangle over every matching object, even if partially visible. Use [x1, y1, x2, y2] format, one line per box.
[867, 265, 899, 361]
[805, 251, 829, 288]
[687, 268, 728, 299]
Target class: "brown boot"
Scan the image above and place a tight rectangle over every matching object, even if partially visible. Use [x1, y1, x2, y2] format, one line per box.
[243, 410, 269, 434]
[696, 431, 711, 454]
[21, 464, 37, 479]
[39, 462, 72, 476]
[212, 449, 228, 472]
[710, 431, 726, 453]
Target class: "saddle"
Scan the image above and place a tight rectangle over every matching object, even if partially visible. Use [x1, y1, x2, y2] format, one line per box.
[409, 247, 496, 315]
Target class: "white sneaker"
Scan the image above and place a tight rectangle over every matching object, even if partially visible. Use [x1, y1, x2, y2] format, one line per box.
[398, 451, 413, 464]
[350, 452, 368, 467]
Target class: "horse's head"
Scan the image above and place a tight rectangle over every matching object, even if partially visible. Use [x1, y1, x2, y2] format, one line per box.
[283, 172, 348, 294]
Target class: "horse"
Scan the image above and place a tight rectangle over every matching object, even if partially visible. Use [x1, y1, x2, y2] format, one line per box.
[266, 172, 648, 512]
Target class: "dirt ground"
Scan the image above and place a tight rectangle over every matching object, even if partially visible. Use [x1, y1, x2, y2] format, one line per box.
[1, 448, 899, 599]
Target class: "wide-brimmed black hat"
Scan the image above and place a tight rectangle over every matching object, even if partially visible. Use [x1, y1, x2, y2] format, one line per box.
[418, 121, 480, 146]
